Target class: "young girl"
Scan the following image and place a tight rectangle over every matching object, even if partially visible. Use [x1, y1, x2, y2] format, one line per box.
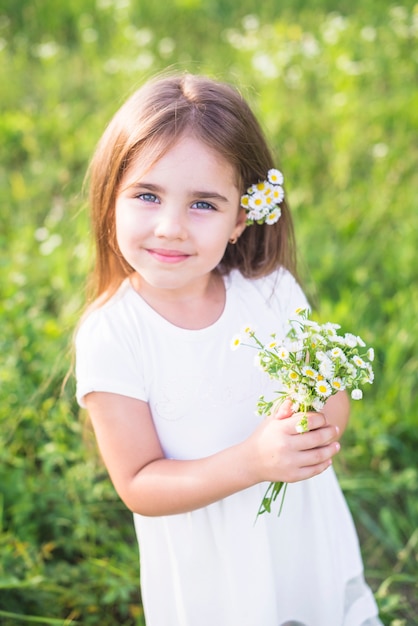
[75, 73, 382, 626]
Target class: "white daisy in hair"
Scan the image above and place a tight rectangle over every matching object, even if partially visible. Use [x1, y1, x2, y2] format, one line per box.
[240, 168, 285, 225]
[267, 168, 284, 185]
[265, 207, 281, 224]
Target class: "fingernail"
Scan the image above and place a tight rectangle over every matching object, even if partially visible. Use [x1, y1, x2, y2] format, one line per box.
[335, 442, 341, 452]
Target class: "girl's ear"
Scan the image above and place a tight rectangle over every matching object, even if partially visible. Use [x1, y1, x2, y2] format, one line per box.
[232, 207, 247, 239]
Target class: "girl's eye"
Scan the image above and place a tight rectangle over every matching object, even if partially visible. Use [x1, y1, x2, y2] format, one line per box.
[137, 192, 159, 203]
[192, 201, 216, 211]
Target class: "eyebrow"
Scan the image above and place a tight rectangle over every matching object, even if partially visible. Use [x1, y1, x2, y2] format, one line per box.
[125, 181, 230, 203]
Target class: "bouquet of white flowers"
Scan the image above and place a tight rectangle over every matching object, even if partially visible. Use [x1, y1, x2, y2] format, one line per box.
[232, 308, 375, 517]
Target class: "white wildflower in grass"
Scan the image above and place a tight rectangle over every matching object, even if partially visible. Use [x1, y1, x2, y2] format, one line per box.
[231, 307, 375, 519]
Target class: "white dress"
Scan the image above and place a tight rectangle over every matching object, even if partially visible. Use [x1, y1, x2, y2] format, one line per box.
[76, 268, 382, 626]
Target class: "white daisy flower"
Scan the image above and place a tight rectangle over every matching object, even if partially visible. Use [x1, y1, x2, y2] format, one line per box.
[364, 363, 375, 383]
[302, 365, 317, 379]
[267, 168, 284, 185]
[367, 348, 375, 361]
[240, 194, 250, 208]
[255, 180, 269, 193]
[294, 384, 311, 402]
[277, 346, 290, 360]
[270, 186, 285, 203]
[311, 397, 325, 411]
[344, 333, 359, 348]
[319, 357, 335, 378]
[346, 362, 357, 377]
[315, 380, 332, 397]
[351, 389, 363, 400]
[331, 377, 345, 390]
[248, 191, 267, 210]
[303, 320, 321, 331]
[323, 322, 341, 334]
[247, 209, 263, 222]
[265, 207, 281, 224]
[328, 347, 346, 361]
[231, 335, 242, 350]
[352, 355, 367, 369]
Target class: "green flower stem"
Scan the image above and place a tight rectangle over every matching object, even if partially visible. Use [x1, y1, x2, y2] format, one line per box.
[257, 480, 288, 519]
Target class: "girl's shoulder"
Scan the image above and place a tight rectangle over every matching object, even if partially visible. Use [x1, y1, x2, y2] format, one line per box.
[228, 267, 309, 326]
[229, 266, 304, 303]
[76, 279, 136, 339]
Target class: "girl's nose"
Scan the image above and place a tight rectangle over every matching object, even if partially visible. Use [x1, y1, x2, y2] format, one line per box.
[154, 208, 187, 240]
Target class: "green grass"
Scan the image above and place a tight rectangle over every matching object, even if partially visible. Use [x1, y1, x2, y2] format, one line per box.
[1, 0, 417, 623]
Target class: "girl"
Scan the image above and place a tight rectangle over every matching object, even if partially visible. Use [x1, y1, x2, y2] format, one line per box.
[75, 73, 382, 626]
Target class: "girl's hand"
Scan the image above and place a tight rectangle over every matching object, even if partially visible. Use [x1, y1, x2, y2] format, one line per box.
[245, 399, 341, 486]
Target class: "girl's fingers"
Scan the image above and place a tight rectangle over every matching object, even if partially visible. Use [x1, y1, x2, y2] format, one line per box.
[291, 423, 340, 451]
[288, 441, 341, 482]
[285, 411, 328, 435]
[299, 440, 341, 468]
[272, 398, 293, 420]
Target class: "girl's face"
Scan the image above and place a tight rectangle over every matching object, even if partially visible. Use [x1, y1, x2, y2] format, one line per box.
[114, 134, 246, 295]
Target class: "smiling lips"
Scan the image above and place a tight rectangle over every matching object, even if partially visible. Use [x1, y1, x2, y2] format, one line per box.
[147, 248, 191, 264]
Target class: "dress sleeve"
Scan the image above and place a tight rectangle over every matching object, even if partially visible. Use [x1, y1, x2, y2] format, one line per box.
[251, 268, 310, 337]
[75, 307, 147, 408]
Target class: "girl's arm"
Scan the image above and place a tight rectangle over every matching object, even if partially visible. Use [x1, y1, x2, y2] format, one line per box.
[322, 390, 351, 438]
[84, 391, 341, 517]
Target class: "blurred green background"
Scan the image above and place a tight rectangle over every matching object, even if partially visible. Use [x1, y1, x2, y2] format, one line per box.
[0, 0, 417, 624]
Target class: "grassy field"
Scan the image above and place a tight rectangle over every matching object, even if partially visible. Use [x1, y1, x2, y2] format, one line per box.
[0, 0, 417, 624]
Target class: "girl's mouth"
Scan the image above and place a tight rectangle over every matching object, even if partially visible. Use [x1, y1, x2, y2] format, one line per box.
[147, 248, 191, 264]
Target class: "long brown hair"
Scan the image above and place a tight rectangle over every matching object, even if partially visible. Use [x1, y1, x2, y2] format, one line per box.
[86, 72, 298, 303]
